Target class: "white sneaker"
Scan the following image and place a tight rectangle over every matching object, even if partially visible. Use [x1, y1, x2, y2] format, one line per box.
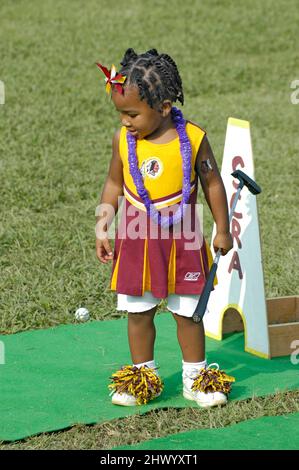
[111, 391, 138, 406]
[111, 389, 163, 406]
[110, 365, 162, 406]
[183, 387, 227, 408]
[183, 363, 228, 408]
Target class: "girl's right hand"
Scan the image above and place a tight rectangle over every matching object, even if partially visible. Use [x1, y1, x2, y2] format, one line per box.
[96, 237, 114, 264]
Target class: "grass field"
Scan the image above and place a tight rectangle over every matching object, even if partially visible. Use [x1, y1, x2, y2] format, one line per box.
[0, 0, 298, 449]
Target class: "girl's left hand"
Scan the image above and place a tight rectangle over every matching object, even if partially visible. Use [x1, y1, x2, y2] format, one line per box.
[213, 231, 233, 256]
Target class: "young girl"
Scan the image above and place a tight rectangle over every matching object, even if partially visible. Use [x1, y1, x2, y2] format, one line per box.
[95, 48, 234, 408]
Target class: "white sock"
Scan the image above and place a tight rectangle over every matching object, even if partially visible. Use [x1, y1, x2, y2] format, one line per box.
[134, 359, 157, 370]
[182, 359, 207, 378]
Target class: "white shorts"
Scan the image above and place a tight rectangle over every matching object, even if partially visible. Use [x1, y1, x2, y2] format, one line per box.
[116, 291, 200, 318]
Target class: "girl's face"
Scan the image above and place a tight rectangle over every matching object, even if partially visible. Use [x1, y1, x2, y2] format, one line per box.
[111, 85, 171, 140]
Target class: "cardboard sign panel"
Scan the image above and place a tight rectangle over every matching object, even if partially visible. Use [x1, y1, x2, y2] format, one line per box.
[204, 118, 270, 359]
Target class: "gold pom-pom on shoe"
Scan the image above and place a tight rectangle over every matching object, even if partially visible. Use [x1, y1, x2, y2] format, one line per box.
[191, 363, 235, 395]
[108, 365, 164, 405]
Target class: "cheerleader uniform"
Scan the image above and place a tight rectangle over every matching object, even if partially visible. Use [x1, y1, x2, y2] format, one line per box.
[109, 121, 216, 317]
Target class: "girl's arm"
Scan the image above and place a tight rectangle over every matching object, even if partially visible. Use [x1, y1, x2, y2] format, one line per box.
[95, 129, 124, 263]
[195, 135, 233, 255]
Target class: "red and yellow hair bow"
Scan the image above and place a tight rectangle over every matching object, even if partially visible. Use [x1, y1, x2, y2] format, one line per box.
[95, 63, 126, 95]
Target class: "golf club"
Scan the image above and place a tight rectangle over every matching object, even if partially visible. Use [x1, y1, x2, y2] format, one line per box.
[192, 169, 262, 323]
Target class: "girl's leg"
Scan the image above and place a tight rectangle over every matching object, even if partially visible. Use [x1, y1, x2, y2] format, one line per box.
[172, 312, 228, 408]
[172, 313, 205, 362]
[128, 305, 158, 364]
[111, 305, 160, 406]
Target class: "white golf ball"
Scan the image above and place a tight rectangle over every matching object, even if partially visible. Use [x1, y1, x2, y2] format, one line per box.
[75, 307, 90, 321]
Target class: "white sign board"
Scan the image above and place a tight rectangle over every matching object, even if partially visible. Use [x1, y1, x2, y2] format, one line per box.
[203, 118, 270, 359]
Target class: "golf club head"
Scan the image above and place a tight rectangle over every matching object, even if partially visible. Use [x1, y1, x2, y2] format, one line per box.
[231, 169, 261, 195]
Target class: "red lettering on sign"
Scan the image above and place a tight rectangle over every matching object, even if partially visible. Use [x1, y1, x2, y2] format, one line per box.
[228, 251, 243, 279]
[231, 219, 242, 249]
[228, 156, 245, 279]
[232, 156, 245, 190]
[230, 192, 242, 219]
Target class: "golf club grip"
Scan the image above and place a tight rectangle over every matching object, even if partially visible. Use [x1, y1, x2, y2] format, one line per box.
[192, 262, 218, 323]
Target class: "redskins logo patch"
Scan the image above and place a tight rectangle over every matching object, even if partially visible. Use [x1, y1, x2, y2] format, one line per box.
[140, 158, 163, 179]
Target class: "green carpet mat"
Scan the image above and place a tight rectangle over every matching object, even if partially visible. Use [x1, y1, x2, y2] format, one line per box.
[0, 314, 298, 441]
[116, 412, 299, 450]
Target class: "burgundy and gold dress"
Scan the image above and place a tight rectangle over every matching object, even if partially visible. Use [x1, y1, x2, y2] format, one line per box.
[109, 121, 216, 299]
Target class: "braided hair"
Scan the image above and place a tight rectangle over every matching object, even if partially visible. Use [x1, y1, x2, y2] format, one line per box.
[118, 48, 184, 109]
